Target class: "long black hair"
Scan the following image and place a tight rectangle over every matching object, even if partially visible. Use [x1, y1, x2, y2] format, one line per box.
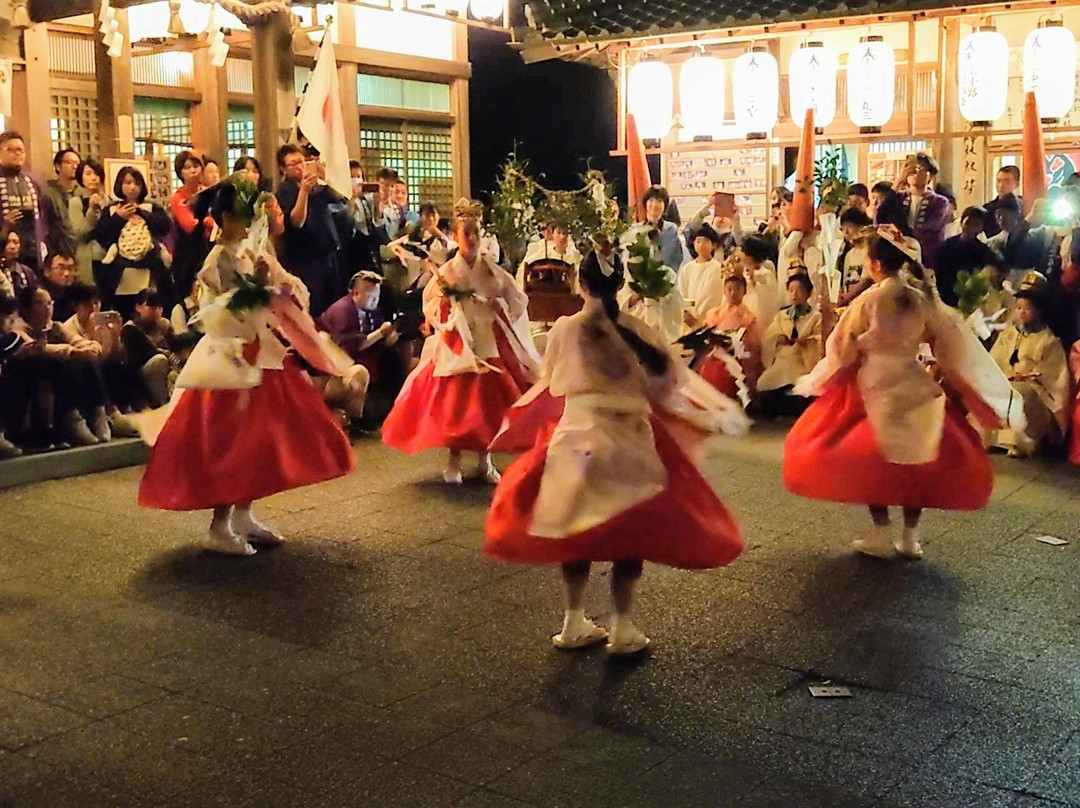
[867, 232, 931, 310]
[113, 166, 148, 203]
[579, 250, 669, 377]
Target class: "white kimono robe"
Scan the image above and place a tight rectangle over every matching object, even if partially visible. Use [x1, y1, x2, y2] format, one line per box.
[414, 251, 540, 381]
[988, 324, 1070, 452]
[758, 305, 823, 392]
[510, 307, 748, 538]
[678, 257, 726, 327]
[795, 276, 1022, 464]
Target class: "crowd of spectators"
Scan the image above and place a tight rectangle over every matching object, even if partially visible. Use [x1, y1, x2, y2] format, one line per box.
[0, 127, 442, 459]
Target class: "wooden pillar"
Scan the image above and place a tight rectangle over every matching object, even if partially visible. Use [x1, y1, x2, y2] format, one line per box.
[338, 62, 360, 160]
[335, 7, 360, 159]
[95, 9, 135, 159]
[192, 48, 228, 164]
[938, 17, 986, 210]
[450, 24, 470, 199]
[251, 11, 295, 187]
[17, 23, 51, 173]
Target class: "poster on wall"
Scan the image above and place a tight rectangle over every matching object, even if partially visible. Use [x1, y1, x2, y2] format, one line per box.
[664, 146, 769, 227]
[103, 158, 152, 203]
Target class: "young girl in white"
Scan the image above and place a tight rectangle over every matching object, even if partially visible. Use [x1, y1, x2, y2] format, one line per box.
[484, 249, 747, 654]
[138, 176, 354, 555]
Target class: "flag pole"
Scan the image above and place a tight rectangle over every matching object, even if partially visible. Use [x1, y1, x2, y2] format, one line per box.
[290, 14, 335, 145]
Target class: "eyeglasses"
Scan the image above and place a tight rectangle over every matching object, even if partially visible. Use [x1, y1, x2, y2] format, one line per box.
[283, 160, 305, 169]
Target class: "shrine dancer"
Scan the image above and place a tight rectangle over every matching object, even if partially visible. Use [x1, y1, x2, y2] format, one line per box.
[137, 176, 354, 555]
[783, 226, 1018, 560]
[484, 249, 747, 654]
[382, 217, 539, 484]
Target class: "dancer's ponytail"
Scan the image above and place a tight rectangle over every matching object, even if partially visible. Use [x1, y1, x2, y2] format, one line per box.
[580, 251, 669, 377]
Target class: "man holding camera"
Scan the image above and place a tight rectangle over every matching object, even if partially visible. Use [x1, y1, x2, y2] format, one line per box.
[275, 143, 344, 317]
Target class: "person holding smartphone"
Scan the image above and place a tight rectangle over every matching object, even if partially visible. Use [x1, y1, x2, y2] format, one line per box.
[275, 144, 344, 317]
[0, 131, 49, 271]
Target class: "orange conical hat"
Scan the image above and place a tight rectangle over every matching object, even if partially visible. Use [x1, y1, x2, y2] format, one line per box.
[789, 107, 816, 232]
[1022, 91, 1046, 216]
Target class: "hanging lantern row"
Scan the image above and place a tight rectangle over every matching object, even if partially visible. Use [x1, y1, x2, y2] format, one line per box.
[628, 20, 1079, 143]
[959, 18, 1077, 124]
[628, 36, 893, 141]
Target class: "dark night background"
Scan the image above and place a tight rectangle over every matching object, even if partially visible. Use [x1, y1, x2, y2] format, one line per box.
[467, 28, 622, 202]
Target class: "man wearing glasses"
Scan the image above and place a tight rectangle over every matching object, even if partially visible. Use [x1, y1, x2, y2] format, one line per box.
[43, 148, 82, 257]
[275, 143, 345, 317]
[0, 131, 49, 271]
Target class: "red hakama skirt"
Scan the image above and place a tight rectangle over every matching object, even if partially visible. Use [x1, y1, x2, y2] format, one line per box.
[139, 361, 354, 511]
[696, 355, 740, 400]
[783, 370, 992, 510]
[1069, 401, 1080, 465]
[484, 418, 744, 569]
[382, 329, 531, 454]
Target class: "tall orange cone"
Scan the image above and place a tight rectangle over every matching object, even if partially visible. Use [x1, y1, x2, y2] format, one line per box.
[789, 108, 816, 233]
[626, 113, 652, 222]
[1022, 91, 1046, 217]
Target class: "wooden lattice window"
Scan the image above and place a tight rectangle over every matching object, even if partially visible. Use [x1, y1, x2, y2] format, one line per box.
[226, 105, 255, 170]
[134, 97, 193, 191]
[50, 94, 99, 160]
[359, 121, 453, 213]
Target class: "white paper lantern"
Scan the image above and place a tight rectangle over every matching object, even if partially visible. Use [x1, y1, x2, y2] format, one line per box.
[958, 25, 1009, 124]
[468, 0, 503, 21]
[628, 57, 674, 141]
[1024, 21, 1078, 121]
[789, 41, 837, 129]
[733, 46, 779, 138]
[679, 53, 726, 140]
[847, 35, 895, 130]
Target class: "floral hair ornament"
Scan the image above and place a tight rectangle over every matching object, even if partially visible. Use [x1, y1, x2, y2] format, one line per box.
[589, 234, 616, 276]
[876, 224, 921, 262]
[453, 198, 485, 220]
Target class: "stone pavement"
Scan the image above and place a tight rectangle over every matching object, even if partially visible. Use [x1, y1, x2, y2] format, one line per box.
[1, 424, 1078, 808]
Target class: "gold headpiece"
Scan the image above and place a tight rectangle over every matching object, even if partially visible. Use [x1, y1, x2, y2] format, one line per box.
[453, 198, 484, 219]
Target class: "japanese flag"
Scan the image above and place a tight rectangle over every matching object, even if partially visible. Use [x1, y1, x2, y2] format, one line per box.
[294, 37, 351, 198]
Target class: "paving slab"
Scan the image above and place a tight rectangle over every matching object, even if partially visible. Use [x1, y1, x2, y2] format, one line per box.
[1, 424, 1079, 807]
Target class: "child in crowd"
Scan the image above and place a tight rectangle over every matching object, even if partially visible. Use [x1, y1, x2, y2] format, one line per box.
[740, 234, 780, 328]
[121, 289, 173, 408]
[678, 222, 727, 330]
[987, 273, 1070, 457]
[485, 249, 748, 654]
[757, 273, 822, 416]
[836, 208, 873, 305]
[138, 175, 354, 556]
[696, 273, 761, 398]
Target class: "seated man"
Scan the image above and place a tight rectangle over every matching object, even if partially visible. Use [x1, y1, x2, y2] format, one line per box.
[11, 286, 111, 446]
[121, 289, 173, 408]
[318, 270, 406, 423]
[40, 250, 79, 323]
